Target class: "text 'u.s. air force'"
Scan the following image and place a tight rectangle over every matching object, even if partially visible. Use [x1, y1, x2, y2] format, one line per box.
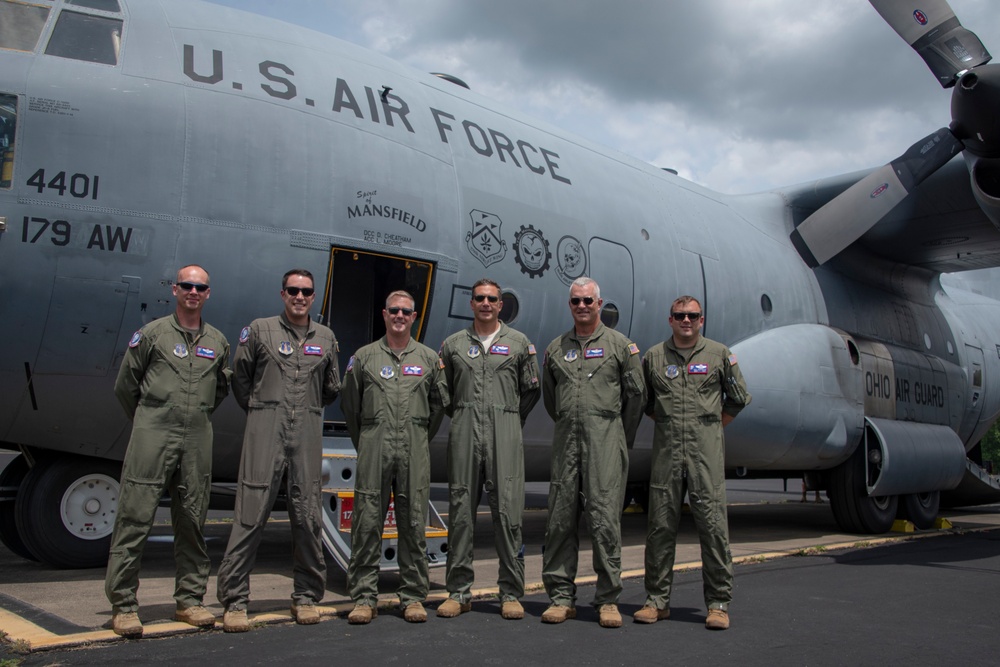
[182, 45, 571, 186]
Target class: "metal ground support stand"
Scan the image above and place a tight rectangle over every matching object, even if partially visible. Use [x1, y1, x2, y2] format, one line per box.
[320, 433, 448, 572]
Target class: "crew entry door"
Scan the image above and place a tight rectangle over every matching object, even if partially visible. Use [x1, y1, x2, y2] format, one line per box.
[320, 247, 435, 421]
[589, 237, 635, 336]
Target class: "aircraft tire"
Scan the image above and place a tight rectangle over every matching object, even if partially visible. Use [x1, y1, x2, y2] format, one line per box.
[898, 491, 940, 530]
[14, 456, 121, 569]
[828, 445, 897, 534]
[0, 455, 38, 561]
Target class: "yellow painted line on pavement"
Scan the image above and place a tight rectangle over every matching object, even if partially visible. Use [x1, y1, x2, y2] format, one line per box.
[3, 521, 998, 653]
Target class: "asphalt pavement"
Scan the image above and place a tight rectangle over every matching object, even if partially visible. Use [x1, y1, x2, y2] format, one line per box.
[3, 529, 999, 666]
[2, 469, 999, 665]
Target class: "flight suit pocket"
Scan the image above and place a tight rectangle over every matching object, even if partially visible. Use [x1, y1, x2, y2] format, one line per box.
[622, 368, 644, 397]
[235, 480, 270, 528]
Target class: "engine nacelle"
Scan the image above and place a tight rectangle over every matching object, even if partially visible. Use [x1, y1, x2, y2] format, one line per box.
[862, 417, 966, 496]
[966, 154, 1000, 233]
[725, 324, 864, 469]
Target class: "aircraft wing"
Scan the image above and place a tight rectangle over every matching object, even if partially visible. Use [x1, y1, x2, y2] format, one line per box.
[783, 156, 1000, 273]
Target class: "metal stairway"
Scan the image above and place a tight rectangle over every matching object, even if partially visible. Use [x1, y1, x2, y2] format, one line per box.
[320, 433, 448, 572]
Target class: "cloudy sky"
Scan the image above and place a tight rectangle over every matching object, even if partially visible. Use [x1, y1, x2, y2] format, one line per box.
[206, 0, 996, 195]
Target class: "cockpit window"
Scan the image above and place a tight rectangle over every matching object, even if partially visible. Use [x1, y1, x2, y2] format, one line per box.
[68, 0, 121, 11]
[0, 1, 51, 53]
[45, 10, 122, 65]
[1, 94, 16, 189]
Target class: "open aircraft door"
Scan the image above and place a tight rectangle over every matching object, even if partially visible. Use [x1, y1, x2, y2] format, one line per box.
[320, 245, 435, 408]
[317, 245, 448, 572]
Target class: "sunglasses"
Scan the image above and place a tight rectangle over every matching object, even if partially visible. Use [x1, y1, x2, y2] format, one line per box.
[671, 312, 702, 321]
[473, 294, 499, 303]
[284, 286, 315, 297]
[387, 306, 414, 316]
[177, 282, 209, 293]
[570, 297, 596, 306]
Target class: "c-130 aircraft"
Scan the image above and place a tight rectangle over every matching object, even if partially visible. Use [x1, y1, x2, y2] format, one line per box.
[2, 0, 1000, 569]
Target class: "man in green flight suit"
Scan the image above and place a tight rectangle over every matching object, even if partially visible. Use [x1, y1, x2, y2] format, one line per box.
[217, 269, 341, 632]
[106, 264, 231, 638]
[540, 277, 646, 629]
[436, 279, 540, 620]
[343, 290, 447, 625]
[633, 295, 751, 631]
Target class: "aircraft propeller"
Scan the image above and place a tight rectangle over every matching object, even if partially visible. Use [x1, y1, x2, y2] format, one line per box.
[789, 0, 996, 268]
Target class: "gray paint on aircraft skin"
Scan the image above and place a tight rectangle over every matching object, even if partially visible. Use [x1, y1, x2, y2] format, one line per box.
[2, 0, 1000, 568]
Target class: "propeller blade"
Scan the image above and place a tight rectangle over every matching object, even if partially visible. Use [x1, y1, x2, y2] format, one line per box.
[790, 128, 963, 267]
[869, 0, 992, 88]
[869, 0, 990, 87]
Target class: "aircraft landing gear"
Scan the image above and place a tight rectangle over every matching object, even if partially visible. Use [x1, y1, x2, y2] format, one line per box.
[898, 491, 940, 530]
[13, 455, 121, 568]
[0, 455, 37, 561]
[828, 443, 897, 534]
[623, 482, 650, 513]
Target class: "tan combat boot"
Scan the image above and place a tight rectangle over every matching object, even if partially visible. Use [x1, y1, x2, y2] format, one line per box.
[436, 598, 472, 617]
[540, 604, 576, 624]
[598, 604, 622, 628]
[706, 608, 730, 630]
[223, 608, 250, 633]
[403, 602, 427, 623]
[174, 605, 216, 628]
[348, 604, 377, 625]
[291, 603, 321, 625]
[633, 606, 671, 624]
[112, 611, 143, 638]
[501, 600, 524, 620]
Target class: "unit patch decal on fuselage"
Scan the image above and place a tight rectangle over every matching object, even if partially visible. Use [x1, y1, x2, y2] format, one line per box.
[466, 209, 507, 268]
[513, 224, 551, 279]
[555, 235, 587, 286]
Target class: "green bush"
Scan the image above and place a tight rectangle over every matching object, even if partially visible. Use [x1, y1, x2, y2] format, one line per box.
[981, 423, 1000, 472]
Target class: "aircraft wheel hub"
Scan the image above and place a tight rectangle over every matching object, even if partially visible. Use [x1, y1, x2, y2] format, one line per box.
[60, 474, 118, 541]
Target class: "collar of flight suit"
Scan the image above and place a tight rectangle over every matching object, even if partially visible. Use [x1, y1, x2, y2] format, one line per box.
[169, 312, 206, 342]
[568, 321, 607, 345]
[278, 310, 315, 339]
[377, 335, 418, 359]
[464, 320, 508, 344]
[664, 334, 706, 361]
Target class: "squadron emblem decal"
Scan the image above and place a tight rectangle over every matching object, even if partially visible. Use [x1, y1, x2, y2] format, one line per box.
[513, 224, 551, 279]
[555, 235, 587, 286]
[466, 209, 507, 268]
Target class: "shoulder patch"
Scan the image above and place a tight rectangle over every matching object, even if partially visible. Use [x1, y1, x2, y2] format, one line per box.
[728, 353, 738, 366]
[628, 343, 640, 355]
[239, 326, 251, 344]
[439, 357, 445, 369]
[528, 344, 536, 355]
[346, 355, 355, 373]
[128, 330, 142, 348]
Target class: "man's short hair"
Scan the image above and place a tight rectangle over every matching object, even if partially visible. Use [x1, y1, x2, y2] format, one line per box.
[385, 290, 416, 310]
[471, 278, 502, 294]
[570, 276, 600, 299]
[283, 268, 314, 289]
[671, 295, 702, 311]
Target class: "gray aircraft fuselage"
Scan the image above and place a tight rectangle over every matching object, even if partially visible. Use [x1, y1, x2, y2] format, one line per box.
[2, 0, 1000, 568]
